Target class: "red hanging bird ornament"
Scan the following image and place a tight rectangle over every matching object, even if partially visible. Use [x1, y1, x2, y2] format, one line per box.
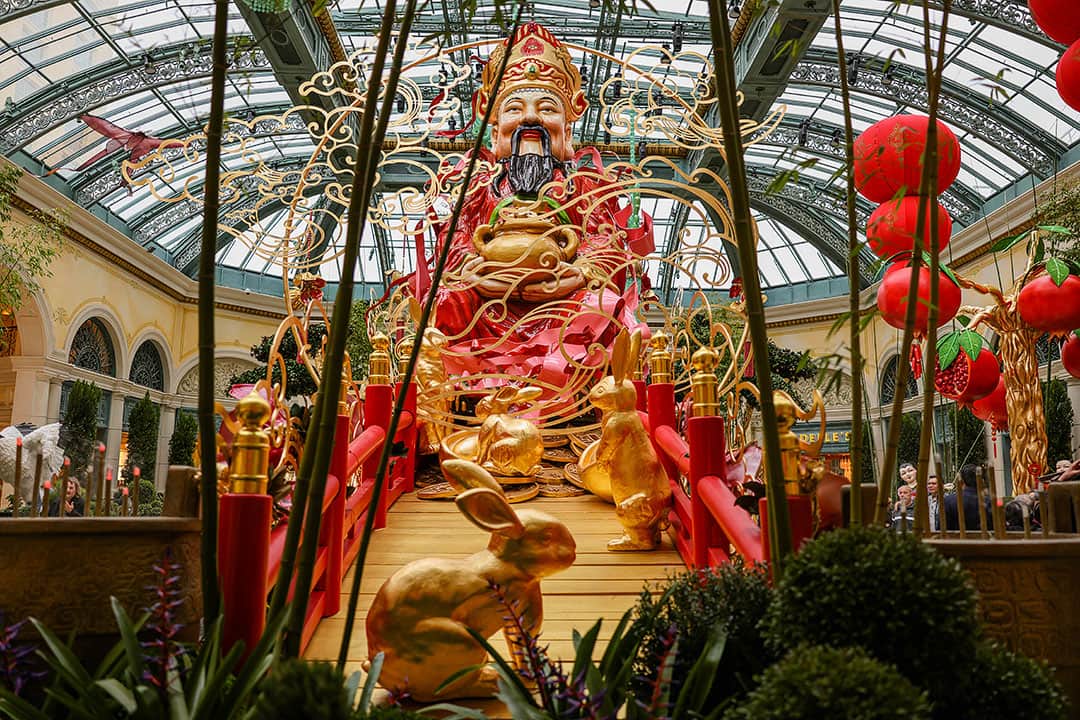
[44, 115, 179, 185]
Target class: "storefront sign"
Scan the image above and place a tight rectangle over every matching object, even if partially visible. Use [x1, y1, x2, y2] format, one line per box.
[791, 420, 852, 454]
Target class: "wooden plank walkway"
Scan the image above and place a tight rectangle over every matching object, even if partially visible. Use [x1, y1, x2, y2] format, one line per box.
[304, 491, 686, 706]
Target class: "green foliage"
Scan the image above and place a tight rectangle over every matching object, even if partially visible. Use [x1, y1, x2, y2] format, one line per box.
[1043, 378, 1074, 466]
[0, 573, 286, 720]
[124, 393, 160, 485]
[0, 164, 65, 349]
[231, 324, 328, 398]
[137, 478, 163, 517]
[761, 526, 980, 716]
[897, 411, 921, 469]
[942, 404, 987, 482]
[956, 642, 1068, 720]
[630, 562, 773, 706]
[59, 380, 102, 479]
[251, 659, 350, 720]
[1036, 179, 1080, 267]
[860, 420, 876, 485]
[723, 645, 931, 720]
[346, 300, 374, 379]
[168, 412, 198, 466]
[356, 708, 432, 719]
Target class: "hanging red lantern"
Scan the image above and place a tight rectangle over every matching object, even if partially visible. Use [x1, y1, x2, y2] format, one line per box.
[1056, 38, 1080, 112]
[1016, 274, 1080, 336]
[876, 262, 962, 334]
[1062, 332, 1080, 379]
[866, 196, 952, 259]
[853, 115, 962, 203]
[971, 376, 1008, 432]
[1029, 0, 1080, 45]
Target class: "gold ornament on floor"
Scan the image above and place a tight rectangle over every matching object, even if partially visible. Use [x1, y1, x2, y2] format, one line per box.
[579, 329, 672, 551]
[441, 385, 545, 482]
[365, 459, 576, 701]
[772, 389, 825, 497]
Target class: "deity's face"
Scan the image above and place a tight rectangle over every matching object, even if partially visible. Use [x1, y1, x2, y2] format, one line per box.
[491, 88, 574, 162]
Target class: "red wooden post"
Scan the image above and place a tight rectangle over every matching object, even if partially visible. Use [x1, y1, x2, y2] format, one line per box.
[364, 383, 393, 529]
[759, 495, 815, 563]
[646, 383, 678, 482]
[219, 493, 271, 655]
[397, 381, 418, 493]
[688, 415, 726, 568]
[322, 405, 351, 617]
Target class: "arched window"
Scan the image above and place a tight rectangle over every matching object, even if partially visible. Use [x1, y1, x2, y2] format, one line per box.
[129, 341, 165, 391]
[68, 318, 116, 376]
[880, 355, 918, 405]
[1035, 334, 1062, 366]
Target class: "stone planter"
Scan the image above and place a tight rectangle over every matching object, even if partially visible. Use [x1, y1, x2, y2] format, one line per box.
[0, 517, 202, 655]
[928, 537, 1080, 720]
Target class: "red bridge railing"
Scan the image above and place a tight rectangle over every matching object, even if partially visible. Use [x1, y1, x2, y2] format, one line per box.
[219, 382, 417, 655]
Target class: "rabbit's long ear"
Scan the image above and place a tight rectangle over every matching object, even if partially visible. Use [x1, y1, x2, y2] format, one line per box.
[610, 329, 630, 383]
[443, 458, 504, 495]
[629, 329, 642, 372]
[456, 487, 525, 539]
[408, 296, 422, 324]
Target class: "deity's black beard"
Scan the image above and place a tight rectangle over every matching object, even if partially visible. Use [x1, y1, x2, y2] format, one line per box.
[504, 153, 560, 196]
[501, 123, 564, 196]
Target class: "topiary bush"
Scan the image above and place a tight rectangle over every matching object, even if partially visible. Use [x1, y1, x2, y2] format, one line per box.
[956, 642, 1068, 720]
[59, 380, 101, 479]
[630, 560, 774, 706]
[251, 659, 350, 720]
[124, 392, 159, 485]
[168, 410, 198, 465]
[724, 645, 931, 720]
[761, 526, 979, 715]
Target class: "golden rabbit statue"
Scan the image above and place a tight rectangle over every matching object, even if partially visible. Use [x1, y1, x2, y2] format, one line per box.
[408, 299, 452, 454]
[475, 385, 544, 477]
[365, 459, 577, 700]
[579, 329, 672, 551]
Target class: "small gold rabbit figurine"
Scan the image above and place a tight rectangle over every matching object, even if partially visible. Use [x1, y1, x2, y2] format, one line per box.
[475, 385, 544, 477]
[365, 459, 577, 700]
[579, 329, 672, 551]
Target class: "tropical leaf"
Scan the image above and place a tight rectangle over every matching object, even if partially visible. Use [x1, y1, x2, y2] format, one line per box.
[936, 333, 961, 369]
[1045, 257, 1070, 286]
[958, 331, 983, 361]
[990, 230, 1026, 254]
[1038, 224, 1073, 235]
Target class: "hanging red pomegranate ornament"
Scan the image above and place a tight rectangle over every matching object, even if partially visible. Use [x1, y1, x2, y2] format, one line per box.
[1062, 332, 1080, 379]
[1016, 271, 1080, 336]
[876, 261, 962, 334]
[1056, 38, 1080, 113]
[933, 331, 999, 405]
[1029, 0, 1080, 45]
[853, 115, 962, 203]
[971, 376, 1008, 432]
[866, 196, 952, 259]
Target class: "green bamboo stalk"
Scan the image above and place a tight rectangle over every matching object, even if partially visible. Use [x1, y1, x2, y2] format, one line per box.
[706, 0, 792, 571]
[914, 0, 952, 537]
[876, 2, 951, 526]
[335, 5, 527, 670]
[830, 0, 864, 526]
[281, 0, 407, 659]
[197, 0, 229, 625]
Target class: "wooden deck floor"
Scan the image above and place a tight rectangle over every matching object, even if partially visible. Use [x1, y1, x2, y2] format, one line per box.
[304, 491, 686, 701]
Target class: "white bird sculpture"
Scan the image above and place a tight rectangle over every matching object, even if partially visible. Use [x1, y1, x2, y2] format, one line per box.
[0, 424, 65, 502]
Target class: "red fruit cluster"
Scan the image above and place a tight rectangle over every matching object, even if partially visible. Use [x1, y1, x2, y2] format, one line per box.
[1016, 275, 1080, 336]
[971, 376, 1009, 433]
[1029, 0, 1080, 111]
[935, 348, 1000, 405]
[876, 263, 961, 334]
[1063, 333, 1080, 380]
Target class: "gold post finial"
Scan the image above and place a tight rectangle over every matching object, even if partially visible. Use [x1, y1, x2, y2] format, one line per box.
[648, 330, 672, 384]
[229, 390, 272, 494]
[773, 391, 802, 496]
[369, 332, 392, 384]
[397, 335, 415, 376]
[690, 346, 721, 416]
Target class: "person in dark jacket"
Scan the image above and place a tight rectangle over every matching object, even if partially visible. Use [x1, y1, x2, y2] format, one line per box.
[48, 477, 85, 517]
[943, 464, 992, 531]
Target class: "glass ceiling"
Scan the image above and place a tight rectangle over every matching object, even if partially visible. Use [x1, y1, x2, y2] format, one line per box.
[1, 0, 1077, 302]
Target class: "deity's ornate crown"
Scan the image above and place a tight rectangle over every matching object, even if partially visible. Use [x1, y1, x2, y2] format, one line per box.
[479, 23, 588, 122]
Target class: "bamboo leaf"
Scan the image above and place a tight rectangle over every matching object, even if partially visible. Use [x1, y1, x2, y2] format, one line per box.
[1031, 235, 1045, 265]
[1045, 257, 1070, 286]
[1038, 224, 1073, 235]
[990, 230, 1026, 253]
